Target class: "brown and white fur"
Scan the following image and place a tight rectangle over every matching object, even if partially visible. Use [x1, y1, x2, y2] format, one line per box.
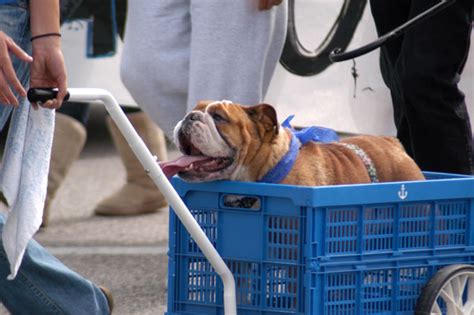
[171, 100, 425, 185]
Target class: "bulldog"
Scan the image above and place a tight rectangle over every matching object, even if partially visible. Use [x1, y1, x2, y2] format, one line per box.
[159, 100, 425, 185]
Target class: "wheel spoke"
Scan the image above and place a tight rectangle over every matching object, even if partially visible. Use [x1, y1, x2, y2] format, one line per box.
[462, 276, 474, 314]
[440, 287, 463, 314]
[444, 281, 455, 301]
[463, 300, 474, 314]
[468, 276, 474, 302]
[452, 275, 466, 305]
[432, 301, 443, 314]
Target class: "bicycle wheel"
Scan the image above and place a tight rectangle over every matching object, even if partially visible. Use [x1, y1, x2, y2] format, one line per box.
[415, 264, 474, 315]
[280, 0, 367, 76]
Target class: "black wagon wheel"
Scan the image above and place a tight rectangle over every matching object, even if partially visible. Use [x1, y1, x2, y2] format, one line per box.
[280, 0, 367, 76]
[415, 264, 474, 315]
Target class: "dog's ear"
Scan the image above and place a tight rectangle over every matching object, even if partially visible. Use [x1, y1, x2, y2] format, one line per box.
[245, 103, 279, 136]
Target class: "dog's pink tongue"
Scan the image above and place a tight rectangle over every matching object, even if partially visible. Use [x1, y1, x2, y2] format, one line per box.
[159, 155, 209, 178]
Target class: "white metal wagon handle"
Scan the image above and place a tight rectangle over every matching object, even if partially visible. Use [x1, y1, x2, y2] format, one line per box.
[28, 88, 237, 315]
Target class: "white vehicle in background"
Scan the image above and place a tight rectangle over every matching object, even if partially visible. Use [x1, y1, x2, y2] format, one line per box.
[62, 0, 473, 136]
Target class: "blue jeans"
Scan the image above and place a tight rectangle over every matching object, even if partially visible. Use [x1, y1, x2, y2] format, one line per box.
[0, 2, 110, 314]
[0, 0, 30, 127]
[0, 215, 110, 314]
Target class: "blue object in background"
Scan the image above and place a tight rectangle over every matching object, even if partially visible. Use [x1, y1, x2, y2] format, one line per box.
[166, 172, 474, 314]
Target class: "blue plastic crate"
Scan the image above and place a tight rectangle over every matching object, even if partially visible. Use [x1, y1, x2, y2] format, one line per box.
[166, 172, 474, 315]
[312, 256, 474, 315]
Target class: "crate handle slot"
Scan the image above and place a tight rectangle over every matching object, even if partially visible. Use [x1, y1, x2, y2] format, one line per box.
[221, 194, 262, 211]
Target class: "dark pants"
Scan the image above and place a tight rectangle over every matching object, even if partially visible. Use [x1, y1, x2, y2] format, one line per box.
[370, 0, 473, 174]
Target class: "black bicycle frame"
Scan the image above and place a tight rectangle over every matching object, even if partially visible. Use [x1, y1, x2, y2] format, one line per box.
[329, 0, 457, 62]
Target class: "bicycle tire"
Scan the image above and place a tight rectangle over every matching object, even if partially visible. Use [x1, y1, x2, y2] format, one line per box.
[280, 0, 367, 76]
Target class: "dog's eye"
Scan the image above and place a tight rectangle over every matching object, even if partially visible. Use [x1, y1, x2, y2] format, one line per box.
[212, 113, 225, 122]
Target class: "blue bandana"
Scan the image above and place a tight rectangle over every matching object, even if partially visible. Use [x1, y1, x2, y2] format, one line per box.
[258, 116, 339, 183]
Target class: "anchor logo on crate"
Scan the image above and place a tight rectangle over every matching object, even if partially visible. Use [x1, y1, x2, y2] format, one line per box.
[398, 184, 408, 200]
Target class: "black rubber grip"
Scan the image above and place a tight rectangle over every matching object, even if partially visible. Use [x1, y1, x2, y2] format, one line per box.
[27, 88, 70, 103]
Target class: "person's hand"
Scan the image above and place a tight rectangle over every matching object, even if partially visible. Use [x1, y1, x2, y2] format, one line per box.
[258, 0, 283, 10]
[0, 31, 33, 106]
[30, 36, 67, 109]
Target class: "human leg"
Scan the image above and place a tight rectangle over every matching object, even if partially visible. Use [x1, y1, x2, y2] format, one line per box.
[42, 111, 87, 227]
[58, 102, 91, 126]
[0, 5, 109, 312]
[187, 0, 288, 110]
[0, 214, 111, 314]
[121, 0, 287, 138]
[45, 105, 167, 220]
[94, 110, 168, 216]
[369, 0, 414, 155]
[397, 0, 473, 174]
[121, 0, 191, 139]
[369, 0, 410, 67]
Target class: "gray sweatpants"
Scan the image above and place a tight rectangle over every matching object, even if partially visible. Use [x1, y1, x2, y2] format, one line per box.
[121, 0, 288, 139]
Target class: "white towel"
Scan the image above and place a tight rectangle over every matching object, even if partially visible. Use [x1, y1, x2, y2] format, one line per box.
[0, 99, 54, 279]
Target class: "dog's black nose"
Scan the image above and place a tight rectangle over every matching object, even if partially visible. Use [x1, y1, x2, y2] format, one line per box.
[188, 112, 200, 121]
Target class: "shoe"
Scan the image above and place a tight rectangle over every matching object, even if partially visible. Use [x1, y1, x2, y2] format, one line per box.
[42, 113, 87, 227]
[99, 286, 114, 314]
[94, 111, 168, 216]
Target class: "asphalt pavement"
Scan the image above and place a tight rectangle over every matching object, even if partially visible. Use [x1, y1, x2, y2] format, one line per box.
[0, 105, 177, 315]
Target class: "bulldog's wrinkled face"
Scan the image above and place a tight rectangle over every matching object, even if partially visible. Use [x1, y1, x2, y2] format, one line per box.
[169, 100, 279, 182]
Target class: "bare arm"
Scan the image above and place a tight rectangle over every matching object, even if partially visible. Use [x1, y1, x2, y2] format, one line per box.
[29, 0, 61, 37]
[29, 0, 67, 109]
